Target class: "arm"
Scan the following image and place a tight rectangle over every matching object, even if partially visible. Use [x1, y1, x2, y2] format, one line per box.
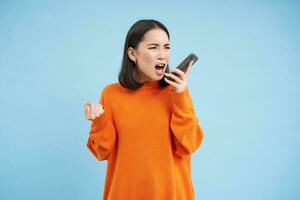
[164, 61, 204, 156]
[170, 88, 204, 156]
[86, 87, 117, 161]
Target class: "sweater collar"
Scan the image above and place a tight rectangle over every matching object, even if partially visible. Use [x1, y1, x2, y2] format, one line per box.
[140, 81, 160, 89]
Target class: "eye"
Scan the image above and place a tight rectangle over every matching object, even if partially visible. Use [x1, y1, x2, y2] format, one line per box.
[148, 47, 156, 49]
[165, 46, 171, 49]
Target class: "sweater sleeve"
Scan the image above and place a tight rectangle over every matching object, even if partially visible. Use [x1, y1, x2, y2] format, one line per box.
[87, 87, 117, 161]
[170, 88, 204, 156]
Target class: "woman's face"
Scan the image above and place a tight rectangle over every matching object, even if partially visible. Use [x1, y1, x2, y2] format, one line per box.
[129, 28, 171, 83]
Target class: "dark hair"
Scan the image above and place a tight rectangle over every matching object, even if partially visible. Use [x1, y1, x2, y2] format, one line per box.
[118, 19, 170, 90]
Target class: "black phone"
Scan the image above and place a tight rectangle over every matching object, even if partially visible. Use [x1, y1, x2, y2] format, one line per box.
[165, 53, 198, 81]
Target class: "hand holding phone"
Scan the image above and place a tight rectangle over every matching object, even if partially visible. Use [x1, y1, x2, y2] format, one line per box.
[164, 53, 198, 82]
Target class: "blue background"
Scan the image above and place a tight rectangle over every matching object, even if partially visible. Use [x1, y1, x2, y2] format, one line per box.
[1, 0, 299, 199]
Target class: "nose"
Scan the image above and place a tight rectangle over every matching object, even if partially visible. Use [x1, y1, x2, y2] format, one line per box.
[158, 50, 166, 60]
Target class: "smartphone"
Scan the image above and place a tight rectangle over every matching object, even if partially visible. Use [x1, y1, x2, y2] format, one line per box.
[165, 53, 198, 81]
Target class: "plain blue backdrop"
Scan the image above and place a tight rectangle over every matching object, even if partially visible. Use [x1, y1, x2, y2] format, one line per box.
[0, 0, 299, 200]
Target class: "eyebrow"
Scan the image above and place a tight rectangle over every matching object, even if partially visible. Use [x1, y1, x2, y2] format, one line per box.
[147, 43, 170, 46]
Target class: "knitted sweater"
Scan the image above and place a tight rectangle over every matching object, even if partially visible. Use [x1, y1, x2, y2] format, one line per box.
[87, 81, 204, 200]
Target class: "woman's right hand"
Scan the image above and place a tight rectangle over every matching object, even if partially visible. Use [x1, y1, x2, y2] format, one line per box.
[84, 102, 104, 120]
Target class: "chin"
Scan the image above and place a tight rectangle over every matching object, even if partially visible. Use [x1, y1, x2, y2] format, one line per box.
[152, 75, 164, 81]
[143, 72, 164, 82]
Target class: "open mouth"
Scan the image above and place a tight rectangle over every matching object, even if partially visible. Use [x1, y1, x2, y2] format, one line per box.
[155, 63, 166, 72]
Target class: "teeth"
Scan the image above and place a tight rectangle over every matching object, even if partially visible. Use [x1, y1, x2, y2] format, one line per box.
[155, 63, 165, 71]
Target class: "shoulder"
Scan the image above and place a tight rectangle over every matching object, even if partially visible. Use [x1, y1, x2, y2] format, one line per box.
[102, 82, 121, 93]
[100, 82, 126, 99]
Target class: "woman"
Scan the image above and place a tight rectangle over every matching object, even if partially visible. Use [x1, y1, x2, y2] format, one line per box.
[84, 19, 204, 200]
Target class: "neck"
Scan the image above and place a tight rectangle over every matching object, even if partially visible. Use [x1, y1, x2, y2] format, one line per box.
[133, 68, 151, 83]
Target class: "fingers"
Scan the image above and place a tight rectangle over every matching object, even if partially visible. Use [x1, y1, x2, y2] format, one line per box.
[167, 60, 193, 81]
[84, 102, 90, 110]
[94, 104, 104, 117]
[91, 104, 100, 119]
[164, 64, 191, 93]
[84, 102, 91, 110]
[84, 102, 104, 120]
[84, 102, 91, 120]
[164, 76, 180, 89]
[94, 105, 100, 117]
[164, 72, 182, 83]
[91, 104, 96, 119]
[172, 68, 186, 80]
[164, 69, 184, 88]
[165, 68, 186, 81]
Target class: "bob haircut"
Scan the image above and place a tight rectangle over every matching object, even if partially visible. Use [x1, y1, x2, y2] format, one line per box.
[118, 19, 170, 90]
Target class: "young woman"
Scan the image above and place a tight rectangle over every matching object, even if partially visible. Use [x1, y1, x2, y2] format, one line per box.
[84, 19, 204, 200]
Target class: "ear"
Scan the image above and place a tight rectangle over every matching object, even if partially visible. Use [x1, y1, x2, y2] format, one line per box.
[127, 47, 137, 63]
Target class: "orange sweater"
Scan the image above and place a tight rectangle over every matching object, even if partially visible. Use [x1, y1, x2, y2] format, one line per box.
[87, 81, 204, 200]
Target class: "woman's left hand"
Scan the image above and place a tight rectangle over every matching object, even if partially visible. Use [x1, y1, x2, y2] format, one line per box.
[164, 60, 193, 93]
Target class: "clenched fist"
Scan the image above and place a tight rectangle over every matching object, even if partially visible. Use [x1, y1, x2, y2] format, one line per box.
[84, 102, 104, 120]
